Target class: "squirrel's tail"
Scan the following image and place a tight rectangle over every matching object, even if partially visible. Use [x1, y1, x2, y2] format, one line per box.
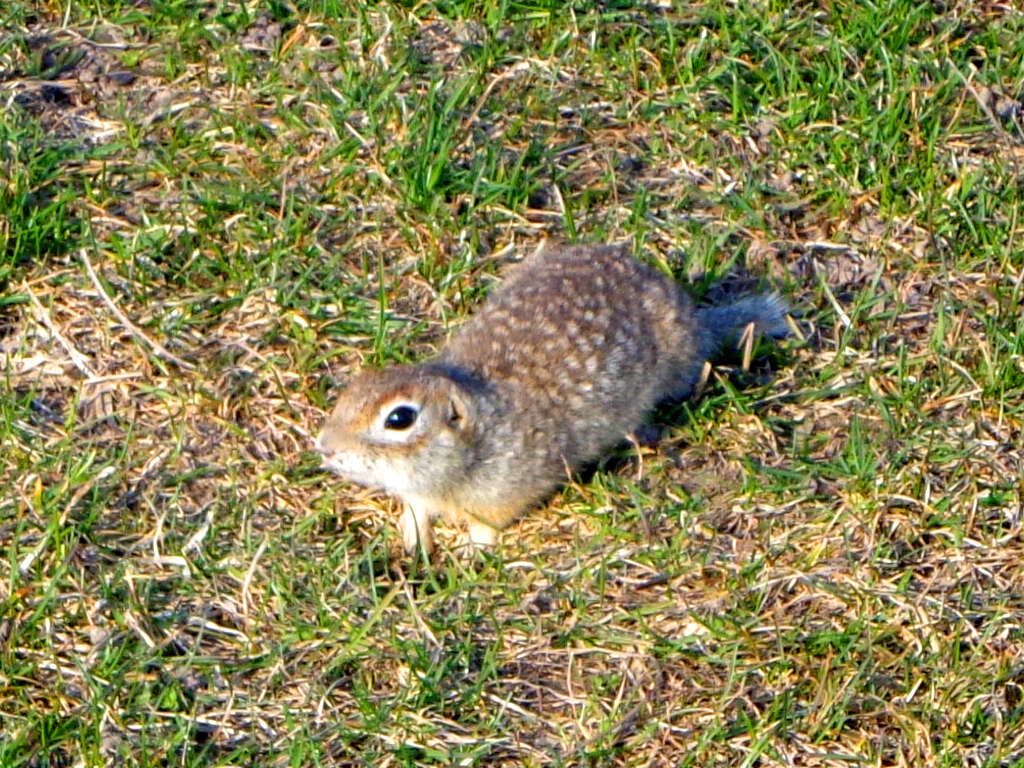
[695, 292, 790, 361]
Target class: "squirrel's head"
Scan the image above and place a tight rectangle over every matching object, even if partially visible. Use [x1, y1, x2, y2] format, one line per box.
[316, 365, 478, 499]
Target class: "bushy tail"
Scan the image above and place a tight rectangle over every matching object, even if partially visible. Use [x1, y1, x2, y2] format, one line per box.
[695, 292, 790, 360]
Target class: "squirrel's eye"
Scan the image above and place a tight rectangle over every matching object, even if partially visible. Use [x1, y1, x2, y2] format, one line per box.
[384, 405, 418, 430]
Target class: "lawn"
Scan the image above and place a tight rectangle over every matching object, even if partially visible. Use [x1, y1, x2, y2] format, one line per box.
[1, 1, 1023, 766]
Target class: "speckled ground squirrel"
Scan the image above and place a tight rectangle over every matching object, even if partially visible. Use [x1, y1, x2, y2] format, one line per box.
[317, 244, 789, 555]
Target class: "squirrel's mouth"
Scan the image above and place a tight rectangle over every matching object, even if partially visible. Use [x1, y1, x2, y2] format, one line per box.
[314, 434, 352, 478]
[317, 449, 352, 478]
[319, 456, 344, 475]
[316, 447, 380, 490]
[314, 432, 409, 495]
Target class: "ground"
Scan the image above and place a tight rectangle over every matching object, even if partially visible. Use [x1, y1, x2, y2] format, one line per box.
[1, 1, 1023, 766]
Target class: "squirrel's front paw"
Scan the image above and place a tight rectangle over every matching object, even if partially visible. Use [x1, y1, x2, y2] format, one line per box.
[400, 505, 435, 557]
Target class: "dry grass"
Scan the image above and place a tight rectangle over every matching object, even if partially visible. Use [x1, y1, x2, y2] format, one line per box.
[2, 2, 1023, 766]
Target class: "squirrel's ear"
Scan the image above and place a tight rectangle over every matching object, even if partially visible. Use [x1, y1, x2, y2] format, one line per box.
[446, 387, 473, 430]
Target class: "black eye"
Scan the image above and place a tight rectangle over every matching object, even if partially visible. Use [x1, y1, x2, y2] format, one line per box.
[384, 405, 418, 430]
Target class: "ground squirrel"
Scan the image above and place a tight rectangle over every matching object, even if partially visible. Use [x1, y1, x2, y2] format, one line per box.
[316, 244, 788, 555]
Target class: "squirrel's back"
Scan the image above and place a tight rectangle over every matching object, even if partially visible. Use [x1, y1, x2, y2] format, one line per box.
[440, 244, 699, 477]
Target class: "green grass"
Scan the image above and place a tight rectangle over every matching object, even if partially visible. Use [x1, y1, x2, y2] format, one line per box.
[2, 1, 1024, 766]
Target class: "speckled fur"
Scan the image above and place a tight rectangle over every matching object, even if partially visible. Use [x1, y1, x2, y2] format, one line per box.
[317, 244, 787, 554]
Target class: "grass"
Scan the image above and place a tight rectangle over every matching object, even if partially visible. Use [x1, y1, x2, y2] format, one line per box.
[1, 0, 1023, 765]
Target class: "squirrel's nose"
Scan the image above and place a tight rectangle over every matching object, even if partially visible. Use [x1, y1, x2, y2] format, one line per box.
[314, 432, 330, 456]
